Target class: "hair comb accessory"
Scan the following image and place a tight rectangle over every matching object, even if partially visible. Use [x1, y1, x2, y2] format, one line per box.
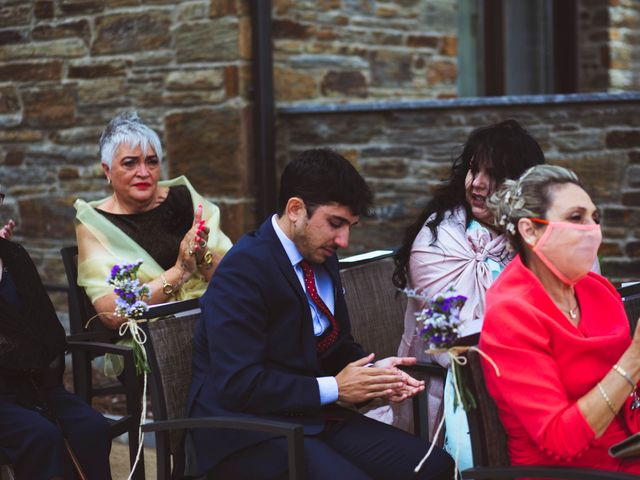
[504, 184, 525, 212]
[509, 188, 525, 210]
[502, 186, 525, 229]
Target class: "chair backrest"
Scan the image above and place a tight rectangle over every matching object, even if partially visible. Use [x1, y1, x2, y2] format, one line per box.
[61, 245, 117, 404]
[619, 283, 640, 334]
[339, 255, 406, 359]
[60, 245, 103, 335]
[142, 302, 201, 455]
[460, 349, 510, 467]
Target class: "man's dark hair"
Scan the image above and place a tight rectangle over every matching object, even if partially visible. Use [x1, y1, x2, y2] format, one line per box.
[277, 148, 373, 217]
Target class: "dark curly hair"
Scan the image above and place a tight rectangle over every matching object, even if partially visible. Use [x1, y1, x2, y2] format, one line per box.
[392, 119, 545, 290]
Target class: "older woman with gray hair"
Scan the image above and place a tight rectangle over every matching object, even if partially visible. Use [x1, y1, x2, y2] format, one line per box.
[479, 164, 640, 474]
[74, 112, 232, 330]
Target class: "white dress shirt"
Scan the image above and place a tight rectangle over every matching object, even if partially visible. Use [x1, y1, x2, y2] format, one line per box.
[271, 215, 339, 405]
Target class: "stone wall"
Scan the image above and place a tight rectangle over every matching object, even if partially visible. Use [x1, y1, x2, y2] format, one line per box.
[608, 0, 640, 90]
[276, 96, 640, 284]
[0, 0, 255, 303]
[272, 0, 458, 104]
[578, 0, 612, 91]
[0, 0, 639, 322]
[578, 0, 640, 92]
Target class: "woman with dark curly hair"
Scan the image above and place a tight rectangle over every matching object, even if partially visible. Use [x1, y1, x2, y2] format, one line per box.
[389, 120, 545, 468]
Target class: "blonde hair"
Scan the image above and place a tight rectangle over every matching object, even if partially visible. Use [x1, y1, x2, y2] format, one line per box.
[487, 164, 581, 254]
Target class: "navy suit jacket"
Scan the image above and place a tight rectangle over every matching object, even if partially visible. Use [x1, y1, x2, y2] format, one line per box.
[187, 218, 366, 473]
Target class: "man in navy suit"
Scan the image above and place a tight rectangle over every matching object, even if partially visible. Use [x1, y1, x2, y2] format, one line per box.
[187, 149, 454, 479]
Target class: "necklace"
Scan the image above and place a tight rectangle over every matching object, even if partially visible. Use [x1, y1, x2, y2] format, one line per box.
[551, 290, 579, 321]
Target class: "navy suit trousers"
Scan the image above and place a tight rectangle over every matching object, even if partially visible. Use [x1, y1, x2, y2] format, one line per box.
[207, 409, 454, 480]
[0, 385, 112, 480]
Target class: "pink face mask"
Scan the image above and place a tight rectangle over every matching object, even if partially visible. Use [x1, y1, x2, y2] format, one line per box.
[529, 218, 602, 286]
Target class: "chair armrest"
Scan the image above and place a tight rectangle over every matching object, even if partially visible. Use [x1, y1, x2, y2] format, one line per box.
[140, 298, 201, 319]
[618, 282, 640, 298]
[462, 466, 640, 480]
[67, 331, 115, 343]
[67, 339, 135, 356]
[142, 417, 305, 480]
[402, 361, 447, 379]
[66, 338, 142, 416]
[142, 416, 302, 436]
[399, 361, 447, 442]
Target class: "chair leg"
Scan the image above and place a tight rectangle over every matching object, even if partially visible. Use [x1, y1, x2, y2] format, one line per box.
[155, 432, 171, 480]
[127, 428, 145, 480]
[72, 350, 92, 403]
[120, 349, 145, 480]
[413, 389, 429, 442]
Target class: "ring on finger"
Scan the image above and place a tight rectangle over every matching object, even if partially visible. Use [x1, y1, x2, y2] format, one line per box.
[188, 248, 195, 256]
[199, 239, 207, 248]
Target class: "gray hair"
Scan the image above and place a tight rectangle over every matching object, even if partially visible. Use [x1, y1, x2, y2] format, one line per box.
[99, 111, 163, 168]
[487, 164, 581, 254]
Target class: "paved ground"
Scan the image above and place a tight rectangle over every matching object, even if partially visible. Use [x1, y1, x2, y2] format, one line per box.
[110, 443, 157, 480]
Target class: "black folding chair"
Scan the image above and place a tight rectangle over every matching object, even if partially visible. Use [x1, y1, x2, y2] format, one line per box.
[60, 246, 121, 399]
[139, 300, 306, 480]
[460, 350, 639, 480]
[339, 253, 447, 442]
[60, 245, 144, 479]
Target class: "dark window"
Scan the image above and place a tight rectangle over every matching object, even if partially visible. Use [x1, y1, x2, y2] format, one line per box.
[458, 0, 577, 97]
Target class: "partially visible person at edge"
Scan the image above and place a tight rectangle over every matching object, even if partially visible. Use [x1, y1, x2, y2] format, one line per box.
[380, 120, 546, 469]
[480, 164, 640, 475]
[0, 217, 112, 479]
[74, 112, 232, 330]
[187, 149, 454, 479]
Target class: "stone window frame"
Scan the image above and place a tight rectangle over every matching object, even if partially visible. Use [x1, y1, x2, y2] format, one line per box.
[277, 91, 640, 116]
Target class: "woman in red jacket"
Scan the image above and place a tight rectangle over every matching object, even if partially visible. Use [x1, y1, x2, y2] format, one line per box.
[480, 164, 640, 475]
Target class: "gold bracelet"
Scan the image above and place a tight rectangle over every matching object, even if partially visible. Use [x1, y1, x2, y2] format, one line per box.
[597, 382, 616, 415]
[161, 274, 175, 296]
[612, 364, 636, 390]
